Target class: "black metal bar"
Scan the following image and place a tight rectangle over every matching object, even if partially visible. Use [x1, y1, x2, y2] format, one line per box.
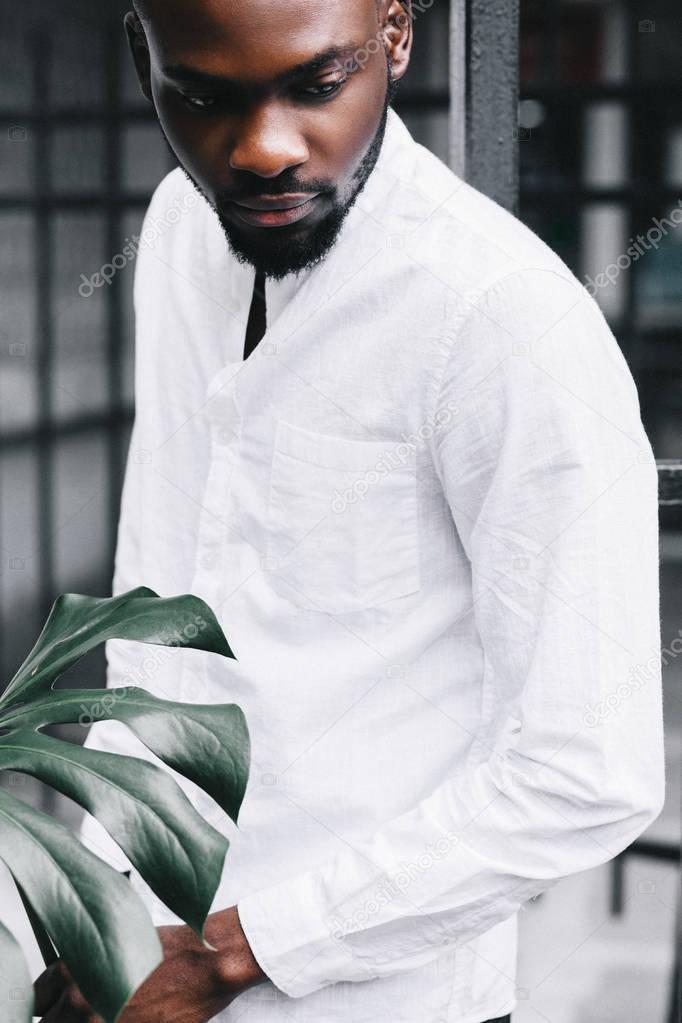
[465, 0, 521, 213]
[624, 0, 643, 387]
[395, 92, 450, 112]
[620, 839, 681, 863]
[31, 29, 55, 626]
[611, 854, 625, 915]
[610, 837, 681, 917]
[545, 0, 561, 82]
[668, 898, 681, 1023]
[521, 80, 682, 101]
[0, 194, 152, 210]
[521, 187, 682, 204]
[0, 107, 157, 125]
[658, 462, 682, 506]
[30, 27, 58, 818]
[0, 411, 134, 452]
[104, 15, 125, 578]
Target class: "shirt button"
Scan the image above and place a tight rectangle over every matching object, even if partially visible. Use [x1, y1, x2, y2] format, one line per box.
[200, 552, 218, 570]
[217, 427, 233, 445]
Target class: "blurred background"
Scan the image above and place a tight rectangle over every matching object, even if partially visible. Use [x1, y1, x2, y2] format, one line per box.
[0, 1, 679, 1020]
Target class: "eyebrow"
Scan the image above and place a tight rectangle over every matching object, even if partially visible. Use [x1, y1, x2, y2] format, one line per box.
[162, 44, 361, 88]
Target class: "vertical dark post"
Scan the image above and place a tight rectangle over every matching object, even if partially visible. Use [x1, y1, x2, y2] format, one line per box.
[104, 14, 124, 576]
[610, 853, 625, 915]
[450, 0, 521, 214]
[31, 27, 58, 817]
[659, 464, 682, 1023]
[32, 29, 56, 624]
[624, 0, 643, 389]
[449, 0, 466, 178]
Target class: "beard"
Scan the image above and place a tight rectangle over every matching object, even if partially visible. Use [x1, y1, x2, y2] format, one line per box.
[163, 68, 398, 280]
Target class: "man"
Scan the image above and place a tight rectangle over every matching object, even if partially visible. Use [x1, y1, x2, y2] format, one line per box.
[34, 1, 664, 1021]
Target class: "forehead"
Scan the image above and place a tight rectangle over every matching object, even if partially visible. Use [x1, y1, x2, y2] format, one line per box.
[144, 0, 380, 78]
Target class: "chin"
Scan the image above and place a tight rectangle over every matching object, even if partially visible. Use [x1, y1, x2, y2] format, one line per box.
[218, 209, 348, 280]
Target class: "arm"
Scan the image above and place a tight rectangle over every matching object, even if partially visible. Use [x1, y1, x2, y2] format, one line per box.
[236, 268, 665, 997]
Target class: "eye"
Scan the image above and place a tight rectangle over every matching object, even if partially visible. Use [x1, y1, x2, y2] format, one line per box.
[301, 78, 347, 100]
[180, 93, 220, 110]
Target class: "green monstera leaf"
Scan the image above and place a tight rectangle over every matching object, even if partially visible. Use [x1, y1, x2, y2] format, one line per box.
[0, 587, 250, 1023]
[3, 586, 234, 705]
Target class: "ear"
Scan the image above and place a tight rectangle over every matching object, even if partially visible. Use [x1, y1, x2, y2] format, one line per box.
[124, 11, 153, 103]
[382, 0, 413, 83]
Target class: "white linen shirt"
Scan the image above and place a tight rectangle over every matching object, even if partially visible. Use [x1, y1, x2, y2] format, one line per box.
[79, 109, 665, 1023]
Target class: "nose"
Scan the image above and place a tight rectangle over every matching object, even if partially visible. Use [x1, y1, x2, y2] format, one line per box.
[229, 104, 309, 179]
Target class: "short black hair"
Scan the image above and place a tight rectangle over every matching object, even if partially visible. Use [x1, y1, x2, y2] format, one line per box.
[133, 0, 396, 25]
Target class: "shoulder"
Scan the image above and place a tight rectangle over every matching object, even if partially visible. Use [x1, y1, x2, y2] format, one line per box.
[398, 134, 627, 352]
[391, 138, 640, 410]
[389, 137, 628, 389]
[401, 139, 578, 300]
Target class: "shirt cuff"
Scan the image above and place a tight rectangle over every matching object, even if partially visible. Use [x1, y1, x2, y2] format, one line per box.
[237, 868, 376, 999]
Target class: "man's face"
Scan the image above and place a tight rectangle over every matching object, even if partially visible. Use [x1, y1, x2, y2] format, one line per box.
[127, 0, 411, 278]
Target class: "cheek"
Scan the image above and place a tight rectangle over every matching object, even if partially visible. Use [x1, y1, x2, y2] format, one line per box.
[158, 106, 223, 181]
[307, 74, 387, 182]
[152, 82, 221, 179]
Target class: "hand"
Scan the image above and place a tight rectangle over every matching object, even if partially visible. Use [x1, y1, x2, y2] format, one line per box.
[33, 906, 266, 1022]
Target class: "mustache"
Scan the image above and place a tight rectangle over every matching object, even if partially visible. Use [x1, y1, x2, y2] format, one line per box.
[215, 176, 337, 205]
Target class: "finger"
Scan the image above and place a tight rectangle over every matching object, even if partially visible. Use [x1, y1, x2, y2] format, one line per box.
[33, 960, 71, 1016]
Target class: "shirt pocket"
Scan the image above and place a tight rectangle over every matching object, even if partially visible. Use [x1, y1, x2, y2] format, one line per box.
[265, 420, 420, 615]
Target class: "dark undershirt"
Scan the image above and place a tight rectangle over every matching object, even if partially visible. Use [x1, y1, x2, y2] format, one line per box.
[243, 270, 267, 360]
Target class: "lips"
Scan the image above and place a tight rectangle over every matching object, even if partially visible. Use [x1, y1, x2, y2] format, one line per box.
[230, 193, 321, 229]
